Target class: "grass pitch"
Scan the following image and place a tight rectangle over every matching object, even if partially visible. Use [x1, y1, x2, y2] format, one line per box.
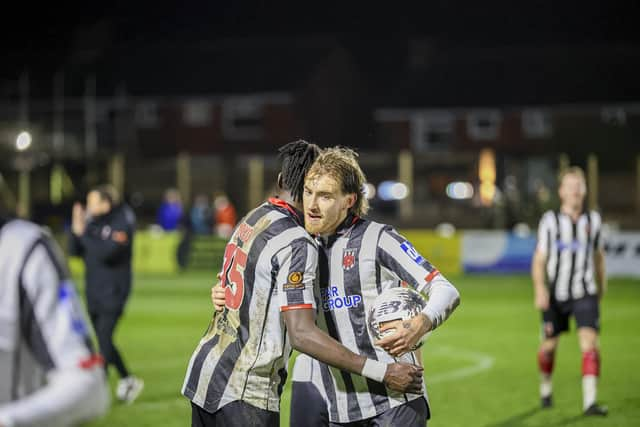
[81, 273, 640, 427]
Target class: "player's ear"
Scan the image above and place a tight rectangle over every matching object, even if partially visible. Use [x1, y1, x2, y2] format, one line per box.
[277, 173, 284, 190]
[344, 193, 356, 210]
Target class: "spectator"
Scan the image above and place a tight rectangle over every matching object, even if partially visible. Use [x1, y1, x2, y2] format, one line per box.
[213, 192, 236, 239]
[190, 194, 211, 235]
[157, 188, 183, 231]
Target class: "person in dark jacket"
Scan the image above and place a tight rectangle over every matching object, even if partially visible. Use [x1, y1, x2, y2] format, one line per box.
[69, 184, 144, 404]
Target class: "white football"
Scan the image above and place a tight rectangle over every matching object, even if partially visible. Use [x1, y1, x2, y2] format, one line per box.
[368, 287, 428, 351]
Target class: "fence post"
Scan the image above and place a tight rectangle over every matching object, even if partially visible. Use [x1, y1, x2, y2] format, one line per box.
[636, 155, 640, 216]
[248, 156, 264, 209]
[587, 153, 598, 210]
[109, 153, 125, 198]
[18, 169, 30, 218]
[398, 150, 413, 221]
[558, 153, 570, 178]
[177, 152, 191, 206]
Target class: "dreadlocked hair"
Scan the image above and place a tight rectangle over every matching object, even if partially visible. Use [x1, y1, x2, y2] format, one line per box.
[278, 139, 321, 203]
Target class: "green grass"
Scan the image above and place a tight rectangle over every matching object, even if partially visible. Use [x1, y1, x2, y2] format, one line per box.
[80, 273, 640, 427]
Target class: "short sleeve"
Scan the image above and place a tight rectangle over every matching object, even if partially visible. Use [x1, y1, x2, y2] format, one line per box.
[536, 212, 552, 255]
[377, 227, 440, 294]
[277, 238, 318, 312]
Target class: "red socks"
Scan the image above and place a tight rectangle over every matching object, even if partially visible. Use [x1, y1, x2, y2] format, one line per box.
[538, 349, 555, 375]
[582, 350, 600, 376]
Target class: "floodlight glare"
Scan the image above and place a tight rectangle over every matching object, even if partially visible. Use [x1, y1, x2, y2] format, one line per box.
[446, 182, 474, 200]
[363, 182, 376, 200]
[378, 181, 409, 201]
[16, 131, 32, 151]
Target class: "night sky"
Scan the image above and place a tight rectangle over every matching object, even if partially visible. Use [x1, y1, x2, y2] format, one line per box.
[1, 1, 639, 97]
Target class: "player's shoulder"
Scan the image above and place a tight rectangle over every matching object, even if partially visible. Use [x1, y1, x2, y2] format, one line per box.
[539, 210, 558, 225]
[587, 210, 602, 221]
[1, 219, 46, 248]
[248, 203, 314, 244]
[113, 203, 136, 226]
[353, 217, 386, 234]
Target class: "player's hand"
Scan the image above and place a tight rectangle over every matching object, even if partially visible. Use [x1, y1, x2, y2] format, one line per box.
[211, 281, 225, 312]
[383, 362, 424, 394]
[534, 288, 550, 311]
[72, 202, 86, 236]
[376, 314, 431, 357]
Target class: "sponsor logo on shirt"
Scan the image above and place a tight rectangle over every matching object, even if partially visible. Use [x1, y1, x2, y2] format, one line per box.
[283, 271, 305, 290]
[320, 286, 362, 311]
[556, 239, 582, 252]
[400, 241, 425, 265]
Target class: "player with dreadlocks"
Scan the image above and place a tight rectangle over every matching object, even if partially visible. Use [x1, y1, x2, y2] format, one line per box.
[182, 140, 423, 427]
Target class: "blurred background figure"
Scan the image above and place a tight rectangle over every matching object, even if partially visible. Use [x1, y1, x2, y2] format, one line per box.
[0, 214, 109, 427]
[213, 192, 236, 239]
[531, 167, 608, 416]
[190, 194, 211, 235]
[68, 185, 144, 404]
[157, 188, 183, 232]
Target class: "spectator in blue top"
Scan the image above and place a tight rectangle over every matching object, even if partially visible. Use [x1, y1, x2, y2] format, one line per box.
[157, 188, 183, 231]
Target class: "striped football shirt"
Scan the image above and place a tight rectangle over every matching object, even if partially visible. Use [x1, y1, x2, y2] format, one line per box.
[536, 209, 604, 302]
[294, 216, 459, 423]
[182, 198, 318, 413]
[0, 219, 108, 426]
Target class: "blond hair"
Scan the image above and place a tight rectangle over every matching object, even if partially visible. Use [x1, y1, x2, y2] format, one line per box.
[558, 166, 586, 186]
[306, 147, 369, 217]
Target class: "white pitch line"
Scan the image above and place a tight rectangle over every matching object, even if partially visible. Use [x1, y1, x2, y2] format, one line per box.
[423, 345, 495, 384]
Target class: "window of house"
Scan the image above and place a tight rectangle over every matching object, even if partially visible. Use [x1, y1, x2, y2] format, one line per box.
[601, 106, 626, 126]
[135, 101, 159, 128]
[522, 109, 553, 139]
[183, 100, 212, 127]
[411, 112, 455, 151]
[222, 97, 264, 140]
[466, 110, 502, 141]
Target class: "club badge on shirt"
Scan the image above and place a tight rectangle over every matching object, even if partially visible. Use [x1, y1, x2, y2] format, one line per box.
[342, 248, 358, 270]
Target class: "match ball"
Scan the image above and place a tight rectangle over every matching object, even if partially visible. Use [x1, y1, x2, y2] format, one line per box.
[368, 287, 427, 351]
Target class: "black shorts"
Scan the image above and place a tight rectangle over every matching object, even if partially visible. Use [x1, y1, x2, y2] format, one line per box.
[191, 400, 279, 427]
[542, 296, 600, 338]
[290, 380, 429, 427]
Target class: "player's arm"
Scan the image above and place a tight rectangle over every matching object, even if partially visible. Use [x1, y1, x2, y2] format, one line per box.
[0, 239, 109, 427]
[282, 308, 423, 394]
[532, 249, 549, 310]
[593, 248, 606, 300]
[375, 229, 460, 356]
[532, 214, 550, 310]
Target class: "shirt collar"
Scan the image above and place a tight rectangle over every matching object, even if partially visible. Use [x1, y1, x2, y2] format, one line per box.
[268, 197, 303, 226]
[318, 213, 360, 247]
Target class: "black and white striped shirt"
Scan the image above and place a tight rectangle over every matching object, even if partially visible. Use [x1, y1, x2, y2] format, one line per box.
[182, 199, 318, 413]
[536, 210, 604, 302]
[294, 217, 460, 423]
[0, 219, 108, 427]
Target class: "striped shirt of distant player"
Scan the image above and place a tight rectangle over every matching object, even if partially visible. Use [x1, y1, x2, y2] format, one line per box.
[182, 199, 318, 413]
[536, 209, 603, 302]
[0, 219, 107, 426]
[299, 217, 458, 424]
